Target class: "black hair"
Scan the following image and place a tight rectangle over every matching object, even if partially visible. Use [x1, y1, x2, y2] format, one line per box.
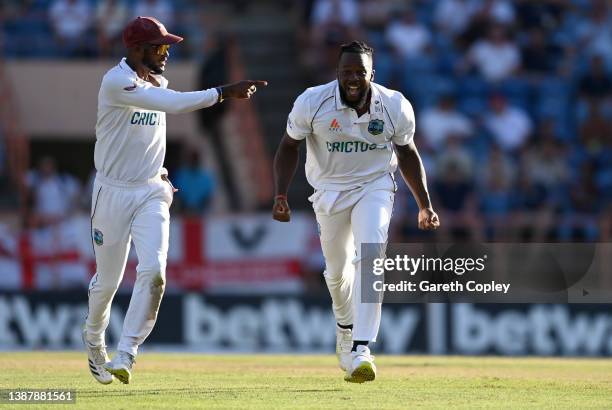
[339, 41, 373, 60]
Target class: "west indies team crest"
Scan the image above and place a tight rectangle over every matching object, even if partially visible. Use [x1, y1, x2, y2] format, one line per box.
[93, 229, 104, 246]
[368, 119, 384, 135]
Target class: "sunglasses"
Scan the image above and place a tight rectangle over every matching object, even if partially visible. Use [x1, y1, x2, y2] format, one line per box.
[146, 44, 171, 55]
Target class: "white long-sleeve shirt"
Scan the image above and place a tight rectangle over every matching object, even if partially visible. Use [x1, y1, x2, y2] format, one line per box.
[94, 58, 219, 183]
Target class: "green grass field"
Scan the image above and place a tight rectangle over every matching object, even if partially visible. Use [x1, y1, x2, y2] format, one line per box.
[1, 353, 612, 409]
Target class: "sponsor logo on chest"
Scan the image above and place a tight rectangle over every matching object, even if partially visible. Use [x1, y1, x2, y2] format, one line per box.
[326, 141, 381, 153]
[329, 118, 342, 132]
[130, 111, 163, 126]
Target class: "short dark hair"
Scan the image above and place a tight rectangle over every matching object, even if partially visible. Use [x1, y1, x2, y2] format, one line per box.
[339, 41, 374, 60]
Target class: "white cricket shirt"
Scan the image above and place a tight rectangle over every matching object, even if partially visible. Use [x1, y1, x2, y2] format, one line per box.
[95, 58, 219, 183]
[286, 80, 415, 191]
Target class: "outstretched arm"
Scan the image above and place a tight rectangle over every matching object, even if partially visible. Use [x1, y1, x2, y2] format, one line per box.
[108, 78, 267, 114]
[272, 133, 303, 222]
[395, 141, 440, 230]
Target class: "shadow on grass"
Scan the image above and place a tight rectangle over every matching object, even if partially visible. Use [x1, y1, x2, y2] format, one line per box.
[77, 387, 344, 398]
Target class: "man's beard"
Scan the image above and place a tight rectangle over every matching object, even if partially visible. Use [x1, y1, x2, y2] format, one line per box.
[339, 85, 370, 110]
[144, 59, 163, 75]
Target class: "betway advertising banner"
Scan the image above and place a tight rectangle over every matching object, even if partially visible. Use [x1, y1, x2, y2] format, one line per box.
[1, 292, 612, 356]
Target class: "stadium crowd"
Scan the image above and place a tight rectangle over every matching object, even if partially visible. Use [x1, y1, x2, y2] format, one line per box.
[298, 0, 612, 241]
[0, 0, 611, 242]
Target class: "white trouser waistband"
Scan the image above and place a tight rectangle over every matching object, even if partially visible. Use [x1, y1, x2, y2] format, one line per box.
[95, 168, 167, 188]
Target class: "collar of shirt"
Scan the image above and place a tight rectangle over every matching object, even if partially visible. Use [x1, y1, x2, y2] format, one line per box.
[118, 57, 164, 85]
[334, 81, 384, 123]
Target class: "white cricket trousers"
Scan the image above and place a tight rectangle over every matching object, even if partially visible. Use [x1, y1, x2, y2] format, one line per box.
[313, 175, 394, 342]
[85, 172, 173, 356]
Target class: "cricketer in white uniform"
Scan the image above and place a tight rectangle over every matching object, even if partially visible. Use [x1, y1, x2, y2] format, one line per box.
[272, 41, 439, 383]
[84, 16, 266, 385]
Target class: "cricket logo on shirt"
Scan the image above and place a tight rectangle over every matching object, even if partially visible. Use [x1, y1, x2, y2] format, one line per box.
[93, 229, 104, 246]
[368, 119, 384, 136]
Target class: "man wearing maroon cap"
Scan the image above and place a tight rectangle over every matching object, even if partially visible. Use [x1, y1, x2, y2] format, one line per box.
[82, 16, 267, 385]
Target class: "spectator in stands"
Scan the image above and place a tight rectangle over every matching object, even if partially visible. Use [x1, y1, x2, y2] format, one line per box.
[385, 7, 432, 60]
[434, 0, 480, 38]
[419, 94, 474, 151]
[520, 134, 569, 201]
[515, 0, 568, 31]
[478, 0, 516, 26]
[173, 150, 215, 215]
[96, 0, 129, 57]
[458, 0, 515, 49]
[435, 136, 475, 182]
[484, 93, 532, 152]
[24, 156, 80, 228]
[559, 162, 601, 240]
[477, 144, 515, 191]
[575, 0, 612, 68]
[510, 163, 553, 241]
[432, 136, 481, 239]
[579, 54, 612, 103]
[311, 0, 359, 29]
[308, 0, 360, 82]
[133, 0, 174, 29]
[477, 144, 515, 238]
[521, 27, 561, 76]
[359, 0, 394, 35]
[49, 0, 93, 57]
[479, 170, 514, 239]
[580, 100, 612, 156]
[461, 26, 521, 82]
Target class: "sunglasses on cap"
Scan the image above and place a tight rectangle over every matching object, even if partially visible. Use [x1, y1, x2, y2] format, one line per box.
[145, 43, 171, 55]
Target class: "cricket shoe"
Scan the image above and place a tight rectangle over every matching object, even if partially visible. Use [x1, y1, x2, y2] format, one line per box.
[82, 328, 113, 385]
[104, 351, 135, 384]
[344, 345, 376, 383]
[336, 325, 353, 371]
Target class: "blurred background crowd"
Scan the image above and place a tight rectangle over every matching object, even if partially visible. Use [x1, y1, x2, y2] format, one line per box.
[0, 0, 610, 290]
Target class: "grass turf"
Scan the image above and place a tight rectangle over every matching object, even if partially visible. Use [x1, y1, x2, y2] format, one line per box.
[1, 353, 612, 409]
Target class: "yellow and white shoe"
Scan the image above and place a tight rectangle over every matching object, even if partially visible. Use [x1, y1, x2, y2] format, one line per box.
[336, 326, 353, 371]
[344, 345, 376, 383]
[104, 351, 135, 384]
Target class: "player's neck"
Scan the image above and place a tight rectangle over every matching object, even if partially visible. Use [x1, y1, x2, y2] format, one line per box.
[125, 57, 153, 82]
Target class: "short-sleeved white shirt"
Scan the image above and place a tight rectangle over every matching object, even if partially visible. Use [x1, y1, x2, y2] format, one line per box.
[286, 80, 415, 191]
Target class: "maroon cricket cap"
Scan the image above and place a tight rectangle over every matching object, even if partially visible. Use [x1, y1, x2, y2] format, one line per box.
[122, 16, 183, 49]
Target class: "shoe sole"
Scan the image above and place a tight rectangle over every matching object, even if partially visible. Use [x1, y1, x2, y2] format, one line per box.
[344, 362, 376, 383]
[105, 366, 131, 384]
[91, 373, 113, 385]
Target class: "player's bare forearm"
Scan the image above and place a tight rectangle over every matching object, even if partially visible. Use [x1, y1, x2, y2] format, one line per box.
[395, 141, 440, 230]
[395, 141, 432, 210]
[273, 133, 302, 196]
[272, 133, 302, 222]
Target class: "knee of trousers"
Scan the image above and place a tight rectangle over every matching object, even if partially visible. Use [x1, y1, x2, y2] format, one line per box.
[323, 269, 353, 287]
[137, 269, 167, 288]
[136, 257, 167, 278]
